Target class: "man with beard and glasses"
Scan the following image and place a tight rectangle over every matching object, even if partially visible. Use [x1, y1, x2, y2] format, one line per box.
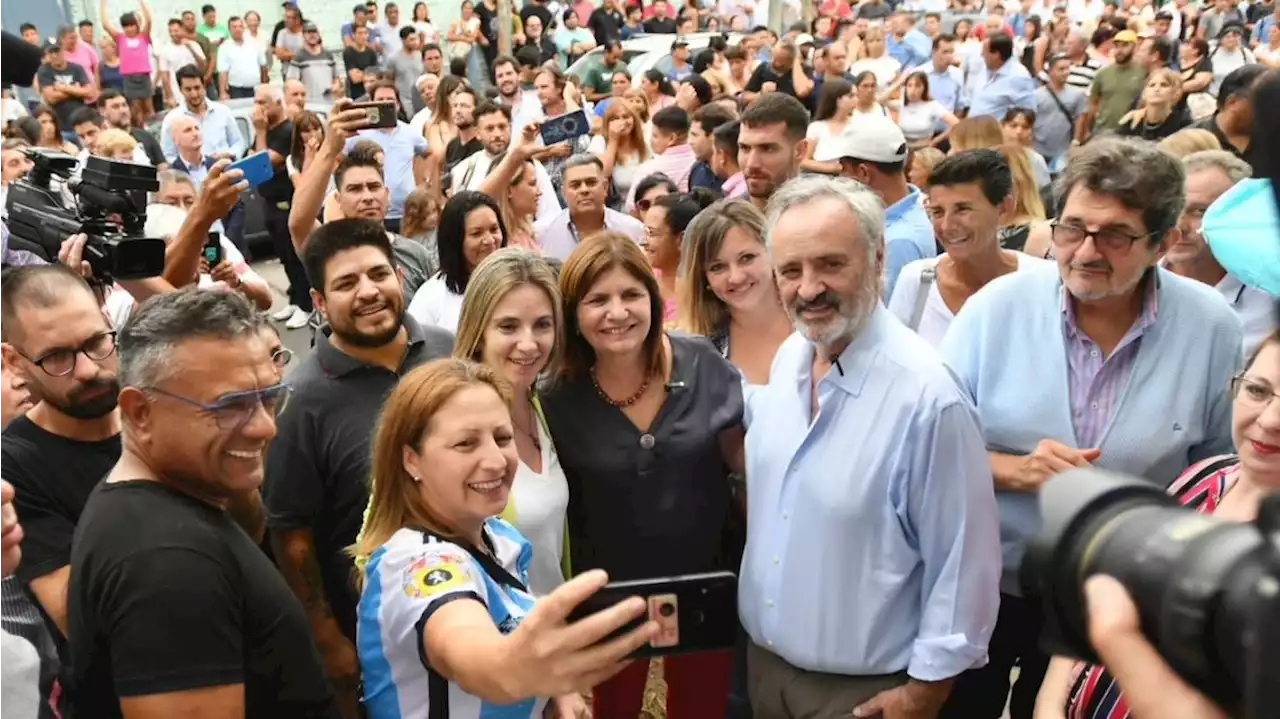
[740, 175, 999, 719]
[291, 103, 436, 299]
[738, 93, 810, 212]
[0, 265, 122, 716]
[264, 219, 452, 719]
[936, 137, 1242, 719]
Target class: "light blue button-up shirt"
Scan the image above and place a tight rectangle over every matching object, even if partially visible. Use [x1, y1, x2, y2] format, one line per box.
[914, 61, 966, 132]
[883, 186, 936, 301]
[887, 29, 932, 69]
[967, 58, 1037, 120]
[740, 307, 1001, 680]
[160, 99, 246, 164]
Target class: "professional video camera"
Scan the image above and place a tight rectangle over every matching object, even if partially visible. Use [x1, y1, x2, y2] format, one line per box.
[4, 148, 166, 281]
[1022, 469, 1280, 719]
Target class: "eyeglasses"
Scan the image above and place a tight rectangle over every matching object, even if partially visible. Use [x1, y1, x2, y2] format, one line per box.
[17, 331, 118, 377]
[1232, 375, 1280, 410]
[145, 382, 294, 430]
[1048, 221, 1159, 253]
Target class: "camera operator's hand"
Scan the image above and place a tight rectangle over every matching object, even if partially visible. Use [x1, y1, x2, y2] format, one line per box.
[1016, 440, 1101, 491]
[57, 233, 93, 280]
[325, 98, 374, 154]
[191, 160, 246, 223]
[546, 693, 590, 718]
[1085, 575, 1228, 719]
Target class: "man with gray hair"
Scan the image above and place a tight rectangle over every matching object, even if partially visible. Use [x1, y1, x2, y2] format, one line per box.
[64, 289, 338, 717]
[534, 153, 643, 260]
[1168, 150, 1275, 356]
[739, 175, 1000, 719]
[937, 137, 1242, 717]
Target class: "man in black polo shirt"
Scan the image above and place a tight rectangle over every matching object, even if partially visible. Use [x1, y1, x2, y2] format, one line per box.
[1192, 63, 1264, 171]
[264, 219, 453, 718]
[588, 0, 624, 46]
[742, 42, 814, 106]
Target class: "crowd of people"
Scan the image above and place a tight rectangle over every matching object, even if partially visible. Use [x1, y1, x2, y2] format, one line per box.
[1, 0, 1279, 718]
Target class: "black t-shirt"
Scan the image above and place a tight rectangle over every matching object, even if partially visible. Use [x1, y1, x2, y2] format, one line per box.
[1117, 105, 1192, 141]
[2, 417, 121, 587]
[745, 62, 810, 100]
[129, 128, 166, 167]
[1193, 114, 1254, 169]
[476, 2, 500, 61]
[35, 63, 91, 129]
[258, 119, 295, 202]
[342, 46, 380, 95]
[263, 318, 454, 642]
[520, 4, 553, 32]
[643, 17, 677, 34]
[445, 135, 484, 173]
[588, 7, 623, 46]
[66, 481, 338, 719]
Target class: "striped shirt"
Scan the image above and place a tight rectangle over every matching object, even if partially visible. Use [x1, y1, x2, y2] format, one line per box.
[1067, 56, 1104, 92]
[1066, 454, 1240, 719]
[1062, 272, 1159, 448]
[357, 520, 546, 719]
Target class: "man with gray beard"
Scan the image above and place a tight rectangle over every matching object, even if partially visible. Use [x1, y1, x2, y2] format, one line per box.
[737, 176, 1000, 719]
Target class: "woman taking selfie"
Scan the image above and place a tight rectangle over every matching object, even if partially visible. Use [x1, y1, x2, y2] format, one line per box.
[408, 191, 507, 334]
[453, 248, 568, 595]
[1034, 329, 1280, 719]
[352, 359, 658, 719]
[542, 232, 745, 718]
[677, 199, 792, 386]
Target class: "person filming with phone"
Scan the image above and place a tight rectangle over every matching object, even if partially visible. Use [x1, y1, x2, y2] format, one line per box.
[351, 358, 658, 719]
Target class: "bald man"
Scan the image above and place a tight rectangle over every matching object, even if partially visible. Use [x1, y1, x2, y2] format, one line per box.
[284, 79, 308, 117]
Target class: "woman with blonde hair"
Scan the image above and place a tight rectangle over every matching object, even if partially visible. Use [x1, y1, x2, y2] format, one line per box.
[948, 115, 1004, 153]
[1158, 127, 1222, 157]
[588, 100, 649, 203]
[94, 128, 138, 161]
[1117, 67, 1191, 140]
[849, 26, 903, 88]
[352, 359, 655, 719]
[677, 199, 792, 385]
[622, 88, 650, 123]
[479, 126, 543, 250]
[542, 231, 745, 718]
[453, 247, 568, 595]
[908, 146, 946, 189]
[996, 144, 1046, 252]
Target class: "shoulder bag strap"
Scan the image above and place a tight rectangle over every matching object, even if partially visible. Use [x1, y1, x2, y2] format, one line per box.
[459, 154, 480, 190]
[908, 266, 937, 331]
[1044, 86, 1077, 142]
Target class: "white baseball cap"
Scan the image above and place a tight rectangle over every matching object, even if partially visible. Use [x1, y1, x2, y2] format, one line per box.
[813, 117, 910, 165]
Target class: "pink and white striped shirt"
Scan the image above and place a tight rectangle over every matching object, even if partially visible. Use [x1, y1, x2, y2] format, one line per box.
[1062, 271, 1160, 449]
[624, 143, 697, 210]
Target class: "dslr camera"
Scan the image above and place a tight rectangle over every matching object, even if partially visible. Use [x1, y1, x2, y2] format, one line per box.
[1022, 469, 1280, 719]
[5, 148, 166, 282]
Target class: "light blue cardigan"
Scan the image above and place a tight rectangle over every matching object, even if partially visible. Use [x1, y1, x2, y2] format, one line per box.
[940, 264, 1243, 592]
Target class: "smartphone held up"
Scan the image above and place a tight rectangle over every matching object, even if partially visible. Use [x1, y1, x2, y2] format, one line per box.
[567, 571, 738, 659]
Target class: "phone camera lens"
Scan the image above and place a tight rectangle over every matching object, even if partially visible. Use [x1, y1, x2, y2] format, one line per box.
[659, 602, 675, 617]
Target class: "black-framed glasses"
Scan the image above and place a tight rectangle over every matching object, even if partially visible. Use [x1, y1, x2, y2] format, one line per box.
[145, 382, 294, 430]
[1048, 221, 1159, 253]
[17, 331, 118, 377]
[1231, 375, 1280, 410]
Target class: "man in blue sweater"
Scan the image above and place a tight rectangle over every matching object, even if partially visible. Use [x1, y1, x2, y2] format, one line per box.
[936, 137, 1243, 719]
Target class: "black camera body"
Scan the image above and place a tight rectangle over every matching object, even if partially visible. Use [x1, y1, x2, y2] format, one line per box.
[4, 149, 166, 282]
[1022, 469, 1280, 719]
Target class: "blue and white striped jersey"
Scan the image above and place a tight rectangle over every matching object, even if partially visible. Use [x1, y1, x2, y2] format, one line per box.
[357, 519, 546, 719]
